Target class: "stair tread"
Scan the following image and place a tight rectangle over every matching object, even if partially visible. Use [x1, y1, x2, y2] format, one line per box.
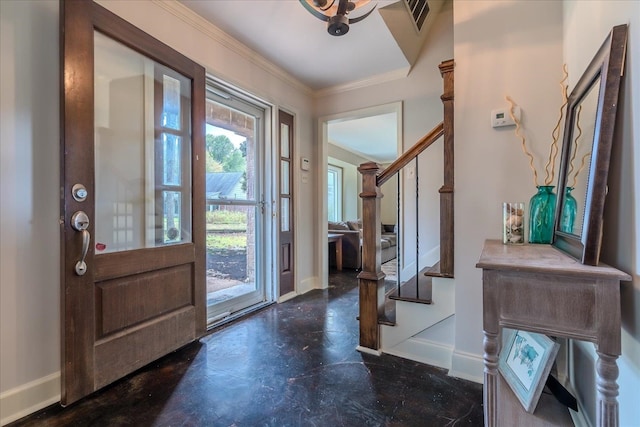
[424, 261, 453, 278]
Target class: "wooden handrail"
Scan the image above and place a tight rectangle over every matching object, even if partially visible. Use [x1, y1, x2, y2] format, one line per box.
[377, 121, 444, 186]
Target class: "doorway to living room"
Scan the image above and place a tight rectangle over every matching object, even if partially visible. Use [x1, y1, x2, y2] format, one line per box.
[319, 102, 403, 287]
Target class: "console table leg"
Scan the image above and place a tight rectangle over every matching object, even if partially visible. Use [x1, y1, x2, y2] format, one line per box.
[596, 351, 619, 427]
[484, 330, 499, 427]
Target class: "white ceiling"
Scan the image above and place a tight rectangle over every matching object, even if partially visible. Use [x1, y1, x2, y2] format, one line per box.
[328, 113, 398, 163]
[178, 1, 440, 163]
[179, 0, 409, 91]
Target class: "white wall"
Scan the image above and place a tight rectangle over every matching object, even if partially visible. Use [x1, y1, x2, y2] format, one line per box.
[0, 1, 62, 422]
[379, 173, 399, 225]
[563, 2, 640, 425]
[451, 0, 563, 377]
[327, 143, 371, 220]
[0, 0, 315, 424]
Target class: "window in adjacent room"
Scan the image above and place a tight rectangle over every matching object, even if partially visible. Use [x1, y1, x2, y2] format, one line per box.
[327, 164, 343, 222]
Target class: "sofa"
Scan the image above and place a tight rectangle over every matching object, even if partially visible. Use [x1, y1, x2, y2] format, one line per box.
[328, 220, 397, 270]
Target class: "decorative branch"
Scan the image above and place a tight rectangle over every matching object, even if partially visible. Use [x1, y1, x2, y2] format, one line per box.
[566, 104, 583, 183]
[543, 64, 569, 185]
[506, 64, 569, 189]
[506, 96, 539, 187]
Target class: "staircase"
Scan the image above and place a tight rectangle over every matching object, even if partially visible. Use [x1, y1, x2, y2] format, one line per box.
[357, 59, 454, 358]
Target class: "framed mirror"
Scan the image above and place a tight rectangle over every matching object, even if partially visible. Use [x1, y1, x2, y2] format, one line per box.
[553, 24, 628, 265]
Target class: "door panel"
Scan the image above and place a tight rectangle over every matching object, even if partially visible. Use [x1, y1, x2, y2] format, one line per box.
[61, 0, 205, 404]
[93, 306, 194, 389]
[279, 111, 294, 296]
[95, 264, 192, 336]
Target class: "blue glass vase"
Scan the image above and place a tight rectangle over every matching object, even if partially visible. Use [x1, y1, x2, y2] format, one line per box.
[560, 187, 577, 234]
[529, 185, 556, 244]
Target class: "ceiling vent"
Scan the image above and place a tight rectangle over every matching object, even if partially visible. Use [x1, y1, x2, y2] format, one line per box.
[404, 0, 430, 32]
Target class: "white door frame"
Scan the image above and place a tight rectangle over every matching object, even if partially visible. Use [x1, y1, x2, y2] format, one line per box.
[317, 102, 403, 288]
[204, 76, 277, 326]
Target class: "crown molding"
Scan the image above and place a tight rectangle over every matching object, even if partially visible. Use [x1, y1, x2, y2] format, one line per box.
[328, 142, 380, 164]
[152, 0, 314, 97]
[314, 67, 410, 98]
[150, 1, 411, 100]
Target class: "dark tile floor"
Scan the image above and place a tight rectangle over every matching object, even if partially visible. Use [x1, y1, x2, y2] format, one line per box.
[10, 269, 483, 427]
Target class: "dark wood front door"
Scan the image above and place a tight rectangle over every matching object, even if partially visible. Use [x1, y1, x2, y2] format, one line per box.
[60, 0, 205, 405]
[278, 110, 294, 296]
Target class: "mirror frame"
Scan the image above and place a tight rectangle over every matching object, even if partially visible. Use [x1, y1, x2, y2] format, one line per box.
[553, 24, 628, 265]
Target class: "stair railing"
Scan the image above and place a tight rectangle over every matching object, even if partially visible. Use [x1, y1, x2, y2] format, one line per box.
[357, 59, 454, 352]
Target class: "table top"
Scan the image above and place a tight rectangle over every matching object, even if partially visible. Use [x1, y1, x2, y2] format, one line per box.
[328, 233, 343, 240]
[476, 239, 631, 281]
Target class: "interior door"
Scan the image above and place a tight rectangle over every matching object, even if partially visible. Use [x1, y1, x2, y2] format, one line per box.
[60, 0, 205, 405]
[278, 111, 295, 296]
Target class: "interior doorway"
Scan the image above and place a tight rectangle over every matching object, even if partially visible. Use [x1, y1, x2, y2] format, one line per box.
[319, 102, 403, 286]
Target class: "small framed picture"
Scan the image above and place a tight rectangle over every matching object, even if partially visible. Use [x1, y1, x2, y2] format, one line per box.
[498, 329, 560, 413]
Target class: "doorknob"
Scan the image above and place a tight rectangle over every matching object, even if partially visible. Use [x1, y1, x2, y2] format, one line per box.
[71, 211, 90, 276]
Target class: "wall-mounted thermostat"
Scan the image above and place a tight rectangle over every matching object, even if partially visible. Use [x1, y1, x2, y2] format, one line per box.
[491, 106, 520, 128]
[301, 157, 310, 171]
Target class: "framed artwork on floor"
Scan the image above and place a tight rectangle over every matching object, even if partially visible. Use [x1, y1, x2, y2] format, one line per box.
[498, 329, 560, 413]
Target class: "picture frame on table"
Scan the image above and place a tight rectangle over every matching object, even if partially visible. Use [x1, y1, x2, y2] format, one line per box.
[498, 329, 560, 413]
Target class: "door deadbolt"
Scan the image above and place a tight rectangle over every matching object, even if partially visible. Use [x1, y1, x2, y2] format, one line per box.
[72, 183, 88, 202]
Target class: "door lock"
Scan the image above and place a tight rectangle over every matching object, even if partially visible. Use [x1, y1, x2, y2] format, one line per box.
[72, 183, 88, 202]
[71, 211, 90, 231]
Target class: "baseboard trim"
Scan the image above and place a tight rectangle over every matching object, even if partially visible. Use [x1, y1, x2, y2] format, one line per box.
[383, 337, 454, 370]
[356, 346, 382, 356]
[568, 384, 591, 427]
[448, 349, 484, 384]
[569, 408, 589, 427]
[298, 276, 318, 294]
[0, 372, 60, 426]
[278, 291, 298, 303]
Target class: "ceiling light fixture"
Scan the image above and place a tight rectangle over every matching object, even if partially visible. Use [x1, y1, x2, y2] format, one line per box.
[299, 0, 377, 36]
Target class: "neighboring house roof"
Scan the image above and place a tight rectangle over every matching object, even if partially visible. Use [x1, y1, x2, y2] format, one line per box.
[206, 172, 245, 200]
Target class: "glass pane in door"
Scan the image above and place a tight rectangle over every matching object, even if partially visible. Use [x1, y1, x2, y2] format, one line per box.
[205, 93, 266, 323]
[280, 123, 290, 158]
[281, 161, 289, 195]
[206, 204, 257, 305]
[94, 31, 191, 254]
[281, 198, 290, 232]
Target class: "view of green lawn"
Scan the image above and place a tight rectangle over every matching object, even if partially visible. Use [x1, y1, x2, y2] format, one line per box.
[206, 210, 247, 251]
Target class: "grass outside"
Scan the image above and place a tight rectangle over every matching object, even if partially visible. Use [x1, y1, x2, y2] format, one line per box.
[206, 210, 247, 251]
[206, 233, 246, 251]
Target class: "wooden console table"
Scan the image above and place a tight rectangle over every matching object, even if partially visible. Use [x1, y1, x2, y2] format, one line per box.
[476, 240, 630, 426]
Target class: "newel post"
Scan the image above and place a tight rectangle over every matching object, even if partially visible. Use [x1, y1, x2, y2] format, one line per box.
[438, 59, 455, 277]
[357, 161, 386, 353]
